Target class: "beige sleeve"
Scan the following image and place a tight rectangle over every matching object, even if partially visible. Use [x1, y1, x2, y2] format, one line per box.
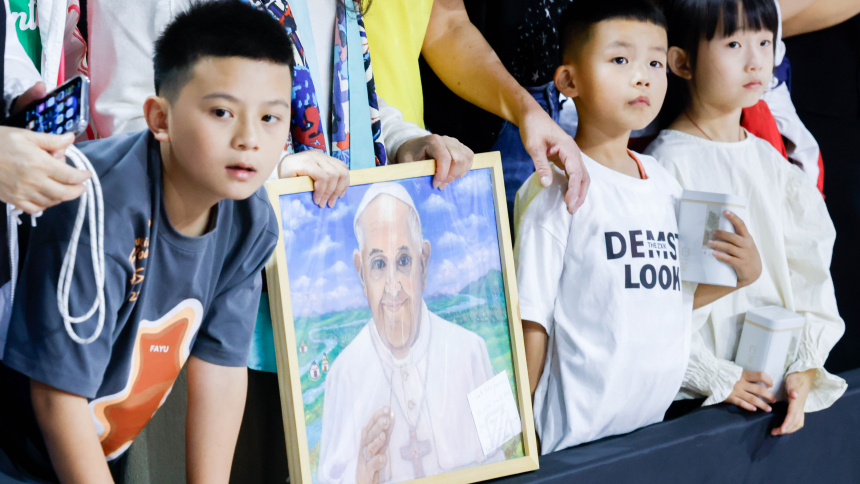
[782, 167, 847, 412]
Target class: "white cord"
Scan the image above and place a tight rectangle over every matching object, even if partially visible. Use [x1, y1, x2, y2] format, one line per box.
[56, 145, 105, 345]
[6, 205, 21, 307]
[7, 205, 41, 307]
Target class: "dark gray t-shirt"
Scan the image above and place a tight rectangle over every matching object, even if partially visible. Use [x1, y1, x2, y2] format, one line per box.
[0, 130, 277, 481]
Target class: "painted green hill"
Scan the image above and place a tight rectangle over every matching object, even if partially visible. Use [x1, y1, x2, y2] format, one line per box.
[458, 268, 505, 302]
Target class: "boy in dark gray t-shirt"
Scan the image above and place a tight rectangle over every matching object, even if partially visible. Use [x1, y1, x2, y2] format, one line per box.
[0, 3, 295, 482]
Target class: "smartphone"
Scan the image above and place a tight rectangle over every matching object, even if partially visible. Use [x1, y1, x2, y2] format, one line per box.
[4, 75, 90, 136]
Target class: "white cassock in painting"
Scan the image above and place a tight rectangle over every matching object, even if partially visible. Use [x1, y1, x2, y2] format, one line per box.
[317, 183, 504, 484]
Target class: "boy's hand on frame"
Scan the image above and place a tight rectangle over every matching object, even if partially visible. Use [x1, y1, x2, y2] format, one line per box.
[279, 150, 350, 208]
[396, 134, 474, 190]
[725, 370, 775, 412]
[772, 368, 816, 436]
[708, 210, 762, 288]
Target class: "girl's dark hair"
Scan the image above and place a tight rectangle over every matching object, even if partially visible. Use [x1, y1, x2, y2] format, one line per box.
[659, 0, 778, 127]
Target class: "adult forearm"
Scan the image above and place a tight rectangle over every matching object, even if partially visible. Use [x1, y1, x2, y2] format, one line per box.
[30, 381, 114, 484]
[782, 0, 860, 37]
[778, 0, 819, 22]
[421, 0, 540, 126]
[186, 356, 247, 484]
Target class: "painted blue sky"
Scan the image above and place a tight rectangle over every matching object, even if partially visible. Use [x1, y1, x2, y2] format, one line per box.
[279, 169, 503, 316]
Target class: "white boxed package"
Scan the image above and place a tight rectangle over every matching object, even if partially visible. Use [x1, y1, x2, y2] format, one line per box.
[734, 306, 805, 399]
[678, 190, 748, 287]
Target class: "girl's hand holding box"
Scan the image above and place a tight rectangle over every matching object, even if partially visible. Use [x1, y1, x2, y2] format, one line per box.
[707, 210, 762, 288]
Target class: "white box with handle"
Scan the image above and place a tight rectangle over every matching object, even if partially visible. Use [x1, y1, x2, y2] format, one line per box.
[734, 306, 805, 400]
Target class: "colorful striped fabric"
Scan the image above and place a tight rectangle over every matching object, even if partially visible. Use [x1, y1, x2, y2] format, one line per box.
[248, 0, 386, 167]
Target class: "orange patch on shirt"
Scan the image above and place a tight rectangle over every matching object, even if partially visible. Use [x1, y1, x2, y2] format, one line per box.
[90, 301, 202, 459]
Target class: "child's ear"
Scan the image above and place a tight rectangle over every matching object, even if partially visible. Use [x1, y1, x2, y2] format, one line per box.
[554, 64, 578, 98]
[668, 47, 693, 80]
[143, 96, 171, 143]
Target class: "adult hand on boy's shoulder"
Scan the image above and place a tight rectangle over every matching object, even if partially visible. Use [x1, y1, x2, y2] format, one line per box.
[396, 134, 474, 190]
[279, 150, 350, 208]
[772, 368, 816, 436]
[518, 108, 589, 214]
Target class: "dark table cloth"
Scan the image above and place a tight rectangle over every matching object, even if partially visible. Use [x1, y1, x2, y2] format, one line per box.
[493, 368, 860, 484]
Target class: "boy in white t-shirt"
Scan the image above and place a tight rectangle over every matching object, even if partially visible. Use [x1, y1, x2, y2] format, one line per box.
[514, 0, 762, 454]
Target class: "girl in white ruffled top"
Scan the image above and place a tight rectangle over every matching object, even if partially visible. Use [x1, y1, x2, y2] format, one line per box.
[646, 0, 846, 436]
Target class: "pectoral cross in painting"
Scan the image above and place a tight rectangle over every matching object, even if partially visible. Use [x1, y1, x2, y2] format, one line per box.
[400, 430, 431, 478]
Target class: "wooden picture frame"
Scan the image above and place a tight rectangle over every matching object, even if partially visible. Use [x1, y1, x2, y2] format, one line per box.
[264, 152, 538, 484]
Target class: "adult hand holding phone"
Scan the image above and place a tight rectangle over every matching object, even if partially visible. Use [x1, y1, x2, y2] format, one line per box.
[1, 83, 91, 214]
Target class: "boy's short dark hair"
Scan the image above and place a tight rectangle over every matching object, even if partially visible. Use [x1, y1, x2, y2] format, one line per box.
[664, 0, 778, 71]
[559, 0, 667, 63]
[154, 1, 296, 102]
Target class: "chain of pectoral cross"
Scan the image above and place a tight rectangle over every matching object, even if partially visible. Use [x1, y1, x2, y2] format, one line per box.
[368, 317, 437, 479]
[371, 339, 432, 477]
[388, 353, 432, 478]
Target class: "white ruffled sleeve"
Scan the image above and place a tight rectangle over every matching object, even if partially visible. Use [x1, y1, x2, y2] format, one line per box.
[782, 168, 847, 412]
[683, 311, 744, 406]
[378, 96, 430, 162]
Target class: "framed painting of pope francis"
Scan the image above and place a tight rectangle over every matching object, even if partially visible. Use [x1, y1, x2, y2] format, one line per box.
[264, 153, 538, 484]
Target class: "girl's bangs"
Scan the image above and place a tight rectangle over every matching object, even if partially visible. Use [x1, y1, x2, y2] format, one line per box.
[706, 0, 778, 40]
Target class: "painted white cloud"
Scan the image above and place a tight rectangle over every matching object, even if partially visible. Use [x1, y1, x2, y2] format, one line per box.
[428, 259, 461, 295]
[436, 231, 467, 249]
[327, 260, 352, 275]
[328, 202, 351, 222]
[450, 213, 494, 243]
[424, 193, 455, 212]
[452, 171, 492, 195]
[283, 198, 316, 231]
[291, 282, 368, 316]
[282, 228, 295, 249]
[457, 213, 487, 228]
[307, 234, 342, 256]
[292, 275, 311, 290]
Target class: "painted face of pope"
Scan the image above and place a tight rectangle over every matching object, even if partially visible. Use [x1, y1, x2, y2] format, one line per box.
[353, 193, 431, 360]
